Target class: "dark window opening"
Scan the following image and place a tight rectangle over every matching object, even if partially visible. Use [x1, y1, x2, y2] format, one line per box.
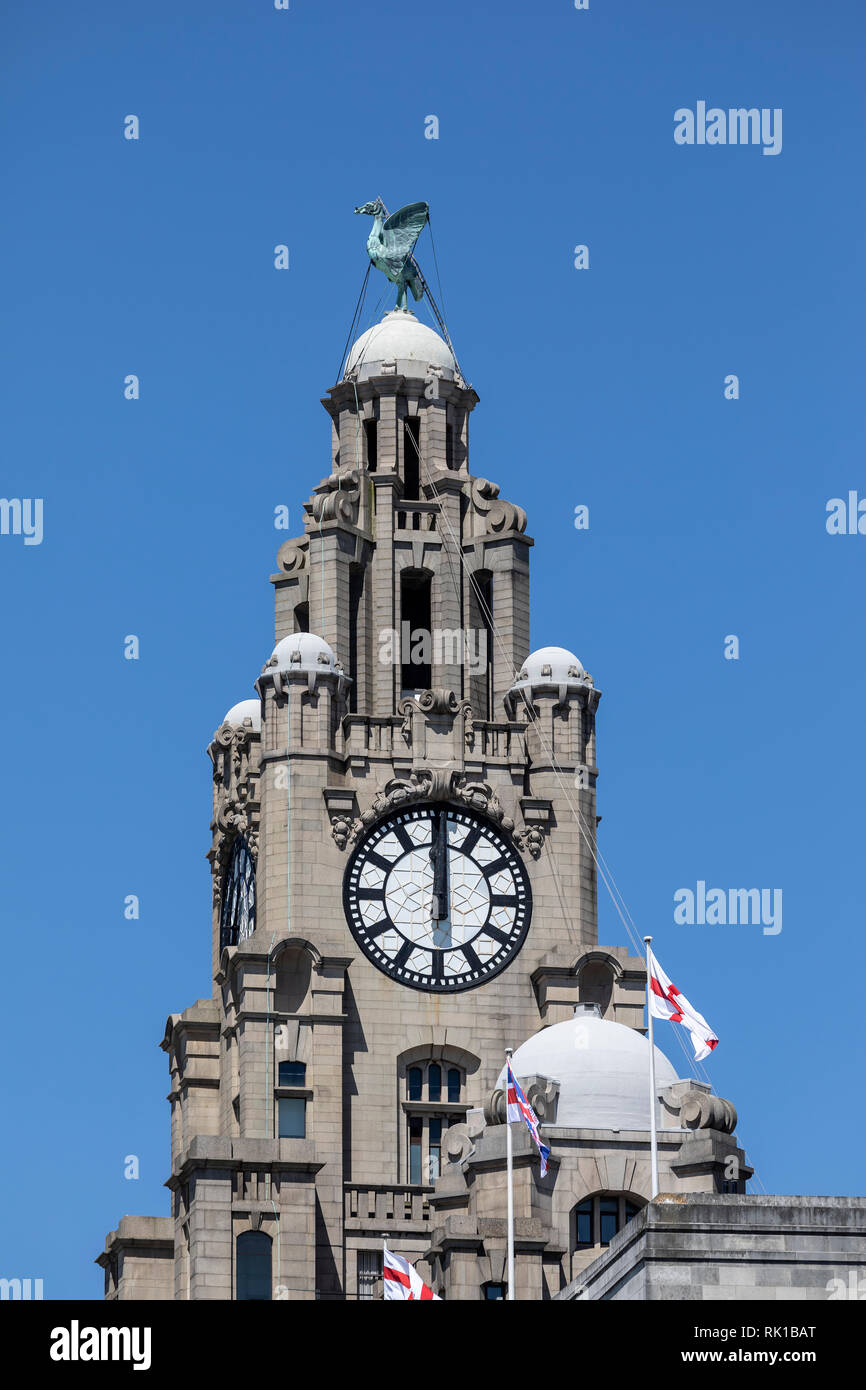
[403, 417, 421, 499]
[400, 570, 432, 692]
[446, 423, 454, 470]
[348, 565, 363, 713]
[364, 418, 378, 472]
[599, 1197, 618, 1246]
[428, 1064, 442, 1102]
[236, 1231, 272, 1302]
[574, 1199, 593, 1248]
[409, 1117, 423, 1185]
[408, 1067, 423, 1102]
[294, 602, 309, 634]
[447, 1068, 461, 1103]
[484, 1283, 506, 1300]
[278, 1096, 306, 1138]
[278, 1061, 306, 1087]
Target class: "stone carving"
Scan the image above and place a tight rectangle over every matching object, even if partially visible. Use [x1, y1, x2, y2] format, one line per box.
[329, 814, 355, 851]
[274, 538, 308, 575]
[207, 720, 261, 906]
[514, 825, 545, 860]
[350, 768, 514, 844]
[469, 477, 527, 535]
[665, 1087, 738, 1135]
[485, 1075, 559, 1126]
[304, 467, 361, 528]
[417, 688, 460, 716]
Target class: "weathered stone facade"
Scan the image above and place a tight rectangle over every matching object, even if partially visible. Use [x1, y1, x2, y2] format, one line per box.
[97, 310, 755, 1302]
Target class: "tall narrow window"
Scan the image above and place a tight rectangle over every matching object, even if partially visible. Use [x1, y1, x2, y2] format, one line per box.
[407, 1067, 423, 1102]
[447, 1068, 461, 1103]
[445, 422, 454, 470]
[574, 1199, 593, 1247]
[294, 602, 309, 634]
[403, 417, 421, 499]
[278, 1097, 306, 1138]
[428, 1064, 442, 1102]
[358, 1250, 382, 1300]
[429, 1118, 442, 1181]
[409, 1117, 423, 1185]
[364, 418, 378, 472]
[236, 1231, 272, 1301]
[348, 564, 363, 714]
[599, 1197, 619, 1246]
[400, 570, 432, 693]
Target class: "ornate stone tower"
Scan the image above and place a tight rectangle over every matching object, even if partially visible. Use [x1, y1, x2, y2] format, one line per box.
[97, 305, 747, 1303]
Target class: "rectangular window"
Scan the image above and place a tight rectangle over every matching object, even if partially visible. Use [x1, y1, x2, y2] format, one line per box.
[447, 1068, 460, 1103]
[484, 1283, 506, 1300]
[599, 1197, 618, 1246]
[409, 1116, 423, 1184]
[278, 1097, 306, 1139]
[278, 1061, 306, 1087]
[403, 417, 420, 498]
[574, 1200, 593, 1246]
[364, 418, 378, 472]
[358, 1250, 382, 1301]
[445, 422, 454, 470]
[429, 1118, 442, 1182]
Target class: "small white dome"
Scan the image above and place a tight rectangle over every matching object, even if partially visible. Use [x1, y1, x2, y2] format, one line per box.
[500, 1006, 679, 1131]
[518, 646, 586, 684]
[269, 632, 337, 672]
[222, 698, 261, 731]
[345, 310, 455, 379]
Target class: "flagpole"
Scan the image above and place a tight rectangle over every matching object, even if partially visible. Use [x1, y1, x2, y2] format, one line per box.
[644, 936, 660, 1199]
[505, 1047, 515, 1300]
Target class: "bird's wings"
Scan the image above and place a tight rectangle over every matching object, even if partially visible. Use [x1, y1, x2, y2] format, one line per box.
[383, 202, 429, 267]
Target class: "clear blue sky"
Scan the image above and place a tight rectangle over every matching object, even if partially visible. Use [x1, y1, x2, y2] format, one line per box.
[2, 0, 864, 1298]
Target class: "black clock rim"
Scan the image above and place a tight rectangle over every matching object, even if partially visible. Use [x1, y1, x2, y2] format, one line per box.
[342, 800, 533, 994]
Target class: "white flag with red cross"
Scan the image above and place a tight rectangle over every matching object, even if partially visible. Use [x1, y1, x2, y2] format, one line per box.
[647, 946, 719, 1062]
[383, 1246, 440, 1301]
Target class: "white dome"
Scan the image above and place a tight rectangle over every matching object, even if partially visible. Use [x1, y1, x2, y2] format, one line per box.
[222, 698, 261, 731]
[500, 1006, 679, 1131]
[517, 646, 586, 683]
[269, 632, 337, 672]
[345, 310, 455, 378]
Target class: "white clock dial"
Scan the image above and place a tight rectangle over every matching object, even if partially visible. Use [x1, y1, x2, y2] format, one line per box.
[343, 804, 531, 992]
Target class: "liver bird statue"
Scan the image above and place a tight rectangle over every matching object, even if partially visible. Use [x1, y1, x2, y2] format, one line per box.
[354, 198, 429, 311]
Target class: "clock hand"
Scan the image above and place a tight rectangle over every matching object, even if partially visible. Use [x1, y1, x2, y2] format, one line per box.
[429, 809, 452, 948]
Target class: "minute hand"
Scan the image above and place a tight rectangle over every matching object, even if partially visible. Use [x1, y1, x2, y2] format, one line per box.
[430, 809, 450, 920]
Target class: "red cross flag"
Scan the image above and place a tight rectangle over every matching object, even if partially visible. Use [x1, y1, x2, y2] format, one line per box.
[383, 1246, 441, 1301]
[647, 946, 719, 1061]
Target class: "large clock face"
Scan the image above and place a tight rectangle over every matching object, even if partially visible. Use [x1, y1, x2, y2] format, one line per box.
[343, 804, 532, 992]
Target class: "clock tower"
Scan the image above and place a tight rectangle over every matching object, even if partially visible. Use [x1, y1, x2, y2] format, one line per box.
[98, 298, 746, 1303]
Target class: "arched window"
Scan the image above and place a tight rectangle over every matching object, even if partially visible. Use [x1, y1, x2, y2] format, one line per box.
[220, 836, 257, 951]
[236, 1230, 272, 1301]
[571, 1194, 642, 1256]
[403, 1061, 465, 1184]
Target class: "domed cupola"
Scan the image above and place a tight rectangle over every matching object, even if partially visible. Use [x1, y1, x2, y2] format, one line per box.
[344, 309, 458, 381]
[506, 645, 592, 716]
[257, 632, 349, 697]
[499, 1004, 680, 1131]
[220, 698, 262, 732]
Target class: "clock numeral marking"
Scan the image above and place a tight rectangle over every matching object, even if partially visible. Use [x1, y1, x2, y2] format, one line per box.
[482, 856, 509, 879]
[364, 919, 390, 941]
[483, 925, 511, 946]
[366, 850, 396, 873]
[459, 826, 482, 857]
[393, 824, 415, 854]
[430, 949, 444, 979]
[357, 887, 385, 901]
[489, 894, 517, 908]
[461, 944, 483, 973]
[393, 940, 414, 970]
